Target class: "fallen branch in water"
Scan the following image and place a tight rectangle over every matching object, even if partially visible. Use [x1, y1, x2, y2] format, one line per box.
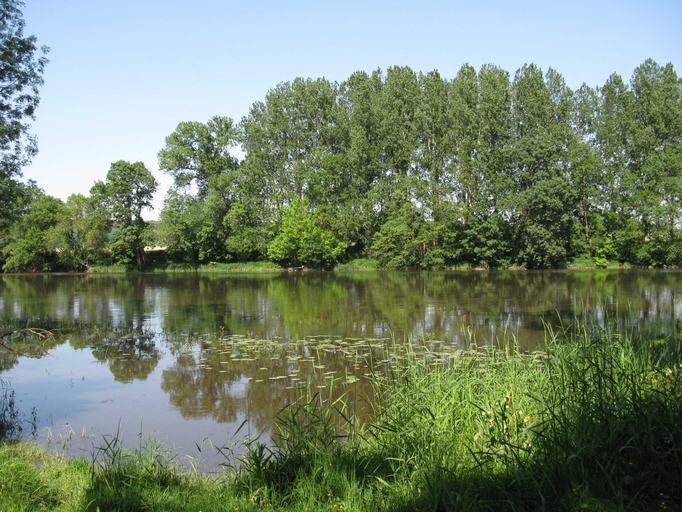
[0, 328, 55, 356]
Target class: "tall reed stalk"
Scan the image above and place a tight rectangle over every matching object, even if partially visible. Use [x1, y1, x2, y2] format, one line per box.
[231, 314, 682, 511]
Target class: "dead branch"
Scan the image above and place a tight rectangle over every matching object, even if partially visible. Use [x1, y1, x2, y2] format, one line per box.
[0, 328, 56, 356]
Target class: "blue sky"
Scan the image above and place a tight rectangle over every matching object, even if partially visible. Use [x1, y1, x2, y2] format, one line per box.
[21, 0, 682, 218]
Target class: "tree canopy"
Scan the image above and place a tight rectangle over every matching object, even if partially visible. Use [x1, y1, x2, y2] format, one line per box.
[3, 59, 682, 272]
[0, 0, 48, 270]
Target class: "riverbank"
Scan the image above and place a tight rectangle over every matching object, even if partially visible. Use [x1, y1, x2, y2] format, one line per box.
[87, 260, 283, 273]
[2, 316, 680, 511]
[83, 257, 629, 274]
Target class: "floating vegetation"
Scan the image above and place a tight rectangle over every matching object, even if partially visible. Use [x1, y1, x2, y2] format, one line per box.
[165, 330, 490, 402]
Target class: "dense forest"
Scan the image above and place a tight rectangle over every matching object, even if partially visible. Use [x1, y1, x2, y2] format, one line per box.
[2, 58, 681, 271]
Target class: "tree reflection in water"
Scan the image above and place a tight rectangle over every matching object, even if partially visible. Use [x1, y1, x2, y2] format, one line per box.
[91, 331, 161, 383]
[162, 336, 386, 432]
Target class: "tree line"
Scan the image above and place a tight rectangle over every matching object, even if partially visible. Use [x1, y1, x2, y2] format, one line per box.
[2, 58, 681, 272]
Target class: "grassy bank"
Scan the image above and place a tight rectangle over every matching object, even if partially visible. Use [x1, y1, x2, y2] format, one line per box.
[87, 261, 283, 273]
[2, 319, 681, 511]
[13, 257, 629, 274]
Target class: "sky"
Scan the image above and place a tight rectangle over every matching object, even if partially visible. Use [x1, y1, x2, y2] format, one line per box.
[20, 0, 682, 219]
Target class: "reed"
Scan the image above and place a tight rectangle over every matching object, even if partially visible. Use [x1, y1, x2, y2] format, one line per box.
[228, 315, 682, 510]
[1, 312, 680, 511]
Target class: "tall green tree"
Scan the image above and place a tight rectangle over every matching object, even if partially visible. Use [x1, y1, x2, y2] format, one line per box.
[2, 193, 64, 272]
[418, 70, 452, 224]
[377, 66, 422, 209]
[627, 60, 682, 265]
[507, 65, 576, 268]
[91, 161, 158, 265]
[0, 0, 48, 263]
[0, 0, 49, 179]
[158, 116, 239, 199]
[337, 70, 384, 254]
[569, 83, 602, 257]
[235, 78, 347, 259]
[460, 64, 514, 268]
[158, 116, 240, 262]
[55, 193, 111, 269]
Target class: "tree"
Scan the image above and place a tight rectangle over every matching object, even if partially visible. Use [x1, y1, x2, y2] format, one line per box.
[158, 116, 240, 199]
[235, 78, 347, 259]
[569, 83, 602, 257]
[591, 61, 682, 267]
[461, 64, 514, 268]
[371, 202, 443, 269]
[0, 175, 34, 266]
[0, 0, 48, 262]
[507, 65, 576, 268]
[376, 66, 422, 211]
[0, 0, 48, 179]
[267, 199, 347, 269]
[158, 116, 241, 262]
[337, 70, 384, 255]
[157, 189, 204, 263]
[91, 161, 157, 265]
[627, 60, 682, 266]
[2, 193, 64, 272]
[54, 193, 111, 269]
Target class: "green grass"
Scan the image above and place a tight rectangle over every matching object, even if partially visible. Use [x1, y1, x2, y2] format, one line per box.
[2, 317, 681, 511]
[567, 257, 628, 269]
[336, 258, 380, 270]
[88, 260, 283, 273]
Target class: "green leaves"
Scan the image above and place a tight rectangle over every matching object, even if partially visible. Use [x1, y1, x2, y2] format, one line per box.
[8, 59, 682, 272]
[158, 116, 239, 198]
[267, 199, 347, 269]
[2, 193, 64, 272]
[371, 202, 444, 269]
[0, 1, 49, 269]
[92, 161, 158, 226]
[0, 0, 49, 179]
[91, 161, 158, 265]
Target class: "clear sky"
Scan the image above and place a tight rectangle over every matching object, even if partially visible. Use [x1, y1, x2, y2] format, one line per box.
[21, 0, 682, 219]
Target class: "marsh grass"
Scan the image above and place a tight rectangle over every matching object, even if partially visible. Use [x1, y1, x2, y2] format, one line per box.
[224, 317, 682, 511]
[1, 314, 681, 511]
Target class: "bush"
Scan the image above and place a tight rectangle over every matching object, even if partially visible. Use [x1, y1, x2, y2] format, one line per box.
[268, 199, 347, 269]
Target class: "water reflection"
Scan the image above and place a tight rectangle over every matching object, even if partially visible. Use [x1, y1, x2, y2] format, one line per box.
[2, 270, 681, 349]
[1, 270, 681, 467]
[91, 332, 161, 383]
[161, 336, 378, 432]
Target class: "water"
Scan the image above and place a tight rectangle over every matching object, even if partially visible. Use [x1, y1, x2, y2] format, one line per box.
[1, 270, 680, 470]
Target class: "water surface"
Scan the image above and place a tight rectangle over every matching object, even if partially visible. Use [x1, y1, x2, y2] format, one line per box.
[1, 270, 680, 469]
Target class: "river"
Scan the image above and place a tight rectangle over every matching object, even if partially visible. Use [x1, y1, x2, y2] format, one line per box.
[1, 269, 680, 470]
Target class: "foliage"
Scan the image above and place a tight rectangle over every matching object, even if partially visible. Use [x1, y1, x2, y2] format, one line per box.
[0, 1, 48, 269]
[2, 193, 65, 272]
[54, 193, 110, 269]
[91, 160, 157, 265]
[157, 189, 204, 263]
[158, 116, 241, 263]
[268, 199, 347, 269]
[158, 115, 240, 198]
[371, 202, 444, 268]
[0, 0, 49, 180]
[3, 59, 682, 271]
